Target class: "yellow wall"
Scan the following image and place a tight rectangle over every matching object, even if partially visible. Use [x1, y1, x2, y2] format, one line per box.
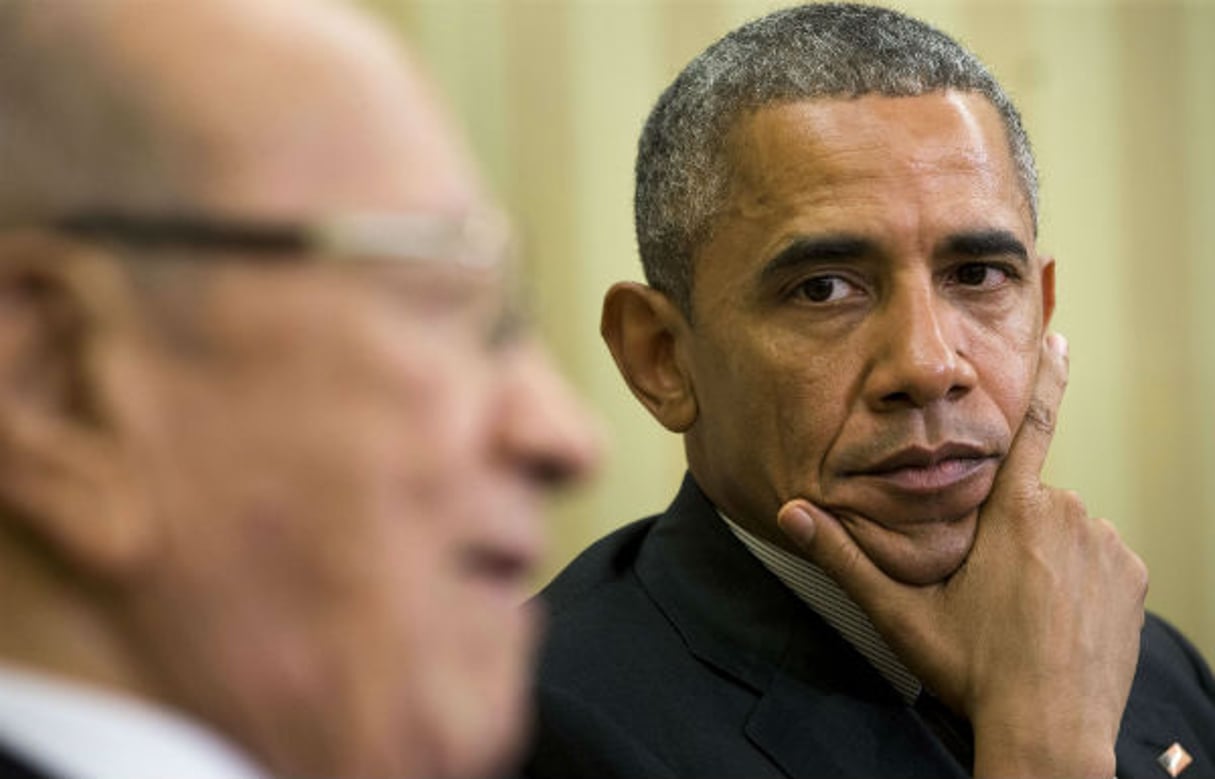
[376, 0, 1215, 662]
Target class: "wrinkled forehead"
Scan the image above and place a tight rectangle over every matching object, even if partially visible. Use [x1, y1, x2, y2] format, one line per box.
[719, 93, 1029, 221]
[93, 0, 485, 221]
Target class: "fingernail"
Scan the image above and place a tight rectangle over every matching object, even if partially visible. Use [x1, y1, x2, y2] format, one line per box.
[778, 503, 816, 542]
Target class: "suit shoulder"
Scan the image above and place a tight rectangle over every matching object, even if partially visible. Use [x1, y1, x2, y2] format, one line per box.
[535, 515, 659, 614]
[1138, 611, 1215, 698]
[1123, 611, 1215, 758]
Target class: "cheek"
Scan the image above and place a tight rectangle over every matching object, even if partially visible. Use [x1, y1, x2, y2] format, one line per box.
[699, 331, 848, 493]
[149, 308, 494, 596]
[971, 323, 1041, 430]
[770, 363, 848, 481]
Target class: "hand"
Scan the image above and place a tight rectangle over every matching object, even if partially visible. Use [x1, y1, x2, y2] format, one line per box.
[778, 333, 1147, 779]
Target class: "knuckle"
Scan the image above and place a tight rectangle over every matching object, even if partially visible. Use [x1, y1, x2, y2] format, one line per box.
[1041, 486, 1087, 523]
[1091, 516, 1148, 598]
[1023, 399, 1057, 436]
[1060, 489, 1088, 517]
[1130, 552, 1150, 598]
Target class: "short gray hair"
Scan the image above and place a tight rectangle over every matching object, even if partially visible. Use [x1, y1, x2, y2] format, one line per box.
[635, 2, 1038, 317]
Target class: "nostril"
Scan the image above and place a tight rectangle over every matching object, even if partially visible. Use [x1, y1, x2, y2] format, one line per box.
[880, 390, 914, 407]
[527, 458, 581, 487]
[517, 424, 601, 487]
[879, 383, 969, 410]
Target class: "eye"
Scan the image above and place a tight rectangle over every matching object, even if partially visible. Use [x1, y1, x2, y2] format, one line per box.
[792, 275, 859, 304]
[951, 262, 1014, 289]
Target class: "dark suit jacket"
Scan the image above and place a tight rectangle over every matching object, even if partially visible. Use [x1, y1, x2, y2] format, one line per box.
[524, 475, 1215, 778]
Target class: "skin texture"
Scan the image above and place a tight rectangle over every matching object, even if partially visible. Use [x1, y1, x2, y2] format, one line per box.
[0, 1, 599, 778]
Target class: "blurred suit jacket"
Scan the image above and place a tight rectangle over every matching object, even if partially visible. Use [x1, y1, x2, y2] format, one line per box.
[0, 746, 50, 779]
[524, 475, 1215, 779]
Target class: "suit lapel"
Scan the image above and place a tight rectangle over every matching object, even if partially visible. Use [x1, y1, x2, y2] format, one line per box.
[635, 475, 966, 778]
[747, 670, 964, 779]
[747, 594, 967, 779]
[634, 476, 797, 694]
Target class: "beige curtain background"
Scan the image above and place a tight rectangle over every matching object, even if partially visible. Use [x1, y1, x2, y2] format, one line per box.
[370, 0, 1215, 662]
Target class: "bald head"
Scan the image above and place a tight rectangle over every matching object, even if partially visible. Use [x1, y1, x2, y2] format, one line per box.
[0, 4, 593, 777]
[0, 0, 481, 222]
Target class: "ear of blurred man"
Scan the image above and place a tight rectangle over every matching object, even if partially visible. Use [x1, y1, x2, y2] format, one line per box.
[0, 234, 158, 579]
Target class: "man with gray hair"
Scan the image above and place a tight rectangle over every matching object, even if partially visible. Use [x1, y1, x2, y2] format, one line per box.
[0, 1, 600, 778]
[525, 4, 1215, 778]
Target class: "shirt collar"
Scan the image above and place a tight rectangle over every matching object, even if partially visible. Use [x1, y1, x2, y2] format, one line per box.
[0, 663, 270, 779]
[718, 512, 922, 702]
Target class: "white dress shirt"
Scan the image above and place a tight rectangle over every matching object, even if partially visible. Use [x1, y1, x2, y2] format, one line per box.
[0, 663, 269, 779]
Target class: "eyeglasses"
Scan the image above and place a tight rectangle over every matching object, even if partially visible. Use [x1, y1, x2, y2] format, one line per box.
[43, 209, 513, 271]
[37, 208, 527, 350]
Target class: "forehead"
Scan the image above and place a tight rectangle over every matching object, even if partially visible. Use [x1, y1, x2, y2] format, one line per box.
[717, 91, 1031, 241]
[99, 0, 483, 219]
[684, 92, 1039, 310]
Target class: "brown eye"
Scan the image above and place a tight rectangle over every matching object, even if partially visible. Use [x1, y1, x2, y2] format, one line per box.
[953, 262, 1016, 289]
[794, 275, 855, 303]
[955, 263, 991, 286]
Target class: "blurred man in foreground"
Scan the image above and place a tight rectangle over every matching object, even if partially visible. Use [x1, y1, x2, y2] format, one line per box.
[0, 1, 598, 777]
[526, 4, 1215, 778]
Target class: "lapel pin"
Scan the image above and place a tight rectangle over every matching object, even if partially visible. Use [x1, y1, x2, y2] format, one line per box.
[1157, 742, 1193, 777]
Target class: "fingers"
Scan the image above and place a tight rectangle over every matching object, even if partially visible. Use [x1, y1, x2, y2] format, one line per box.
[778, 499, 908, 615]
[992, 332, 1070, 496]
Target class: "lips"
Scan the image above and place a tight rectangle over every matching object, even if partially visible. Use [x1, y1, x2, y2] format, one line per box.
[452, 499, 545, 605]
[459, 543, 536, 587]
[846, 441, 998, 497]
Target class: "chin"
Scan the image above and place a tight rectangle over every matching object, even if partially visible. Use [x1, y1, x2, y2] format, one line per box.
[872, 548, 969, 585]
[844, 514, 978, 586]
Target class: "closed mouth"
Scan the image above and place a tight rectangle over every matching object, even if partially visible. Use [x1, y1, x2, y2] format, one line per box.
[848, 442, 998, 495]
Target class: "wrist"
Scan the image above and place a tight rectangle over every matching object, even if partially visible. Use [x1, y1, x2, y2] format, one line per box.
[972, 711, 1116, 779]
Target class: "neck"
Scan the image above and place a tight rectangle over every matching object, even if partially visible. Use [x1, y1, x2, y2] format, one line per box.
[0, 527, 158, 703]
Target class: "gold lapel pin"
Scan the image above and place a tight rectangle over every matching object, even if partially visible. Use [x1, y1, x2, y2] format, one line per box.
[1157, 742, 1193, 777]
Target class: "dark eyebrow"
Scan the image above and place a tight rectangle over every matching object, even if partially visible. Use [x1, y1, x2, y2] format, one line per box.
[759, 235, 873, 284]
[940, 230, 1029, 263]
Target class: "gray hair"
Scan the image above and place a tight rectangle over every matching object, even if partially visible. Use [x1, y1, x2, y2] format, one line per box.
[635, 2, 1038, 317]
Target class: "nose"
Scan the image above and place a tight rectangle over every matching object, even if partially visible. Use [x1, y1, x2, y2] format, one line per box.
[495, 339, 601, 486]
[863, 281, 976, 410]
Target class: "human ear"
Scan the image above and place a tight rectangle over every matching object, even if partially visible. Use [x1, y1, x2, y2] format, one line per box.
[600, 282, 697, 432]
[0, 233, 155, 578]
[1039, 256, 1056, 328]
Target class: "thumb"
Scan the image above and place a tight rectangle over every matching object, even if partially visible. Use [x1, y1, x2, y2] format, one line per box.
[777, 499, 907, 615]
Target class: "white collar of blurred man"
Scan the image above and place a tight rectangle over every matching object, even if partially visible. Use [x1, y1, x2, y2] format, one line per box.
[0, 1, 599, 778]
[0, 664, 267, 779]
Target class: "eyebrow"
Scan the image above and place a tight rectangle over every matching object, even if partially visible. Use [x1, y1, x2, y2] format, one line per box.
[940, 229, 1029, 263]
[759, 228, 1030, 285]
[759, 235, 873, 285]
